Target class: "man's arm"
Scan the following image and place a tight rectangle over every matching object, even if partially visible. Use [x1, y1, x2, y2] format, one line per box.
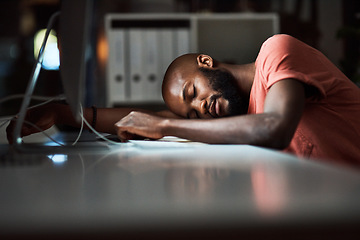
[115, 79, 305, 149]
[6, 103, 176, 144]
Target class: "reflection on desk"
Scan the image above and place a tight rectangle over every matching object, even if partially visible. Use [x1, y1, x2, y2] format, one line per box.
[0, 142, 360, 239]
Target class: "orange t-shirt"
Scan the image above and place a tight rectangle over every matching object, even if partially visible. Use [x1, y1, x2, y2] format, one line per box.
[249, 34, 360, 167]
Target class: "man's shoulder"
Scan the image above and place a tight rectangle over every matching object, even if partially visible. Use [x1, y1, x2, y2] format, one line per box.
[262, 34, 299, 49]
[258, 34, 310, 61]
[257, 34, 292, 62]
[271, 34, 294, 39]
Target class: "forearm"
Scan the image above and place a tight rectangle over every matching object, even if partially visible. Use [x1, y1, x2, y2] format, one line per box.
[57, 104, 155, 135]
[162, 113, 286, 148]
[86, 108, 139, 134]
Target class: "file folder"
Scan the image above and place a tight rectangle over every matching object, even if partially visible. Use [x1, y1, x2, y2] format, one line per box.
[175, 28, 190, 58]
[107, 29, 127, 106]
[158, 29, 174, 102]
[143, 29, 160, 101]
[129, 29, 144, 102]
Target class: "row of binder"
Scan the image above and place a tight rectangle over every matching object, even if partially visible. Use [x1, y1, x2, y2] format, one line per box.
[106, 27, 190, 106]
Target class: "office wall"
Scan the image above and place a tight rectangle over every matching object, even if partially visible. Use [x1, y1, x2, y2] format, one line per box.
[0, 0, 356, 113]
[93, 0, 349, 108]
[318, 0, 343, 68]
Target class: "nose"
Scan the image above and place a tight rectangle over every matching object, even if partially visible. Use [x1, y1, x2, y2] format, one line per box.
[191, 98, 207, 115]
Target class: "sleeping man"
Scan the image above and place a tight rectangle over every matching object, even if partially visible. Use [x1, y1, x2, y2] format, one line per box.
[7, 34, 360, 167]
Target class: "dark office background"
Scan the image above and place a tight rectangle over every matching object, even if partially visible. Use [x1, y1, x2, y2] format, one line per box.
[0, 0, 359, 116]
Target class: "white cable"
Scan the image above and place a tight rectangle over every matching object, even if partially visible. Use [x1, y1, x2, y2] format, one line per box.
[1, 116, 64, 146]
[22, 120, 65, 146]
[78, 104, 131, 146]
[0, 94, 66, 105]
[71, 104, 85, 146]
[0, 117, 14, 129]
[1, 102, 132, 147]
[28, 96, 66, 110]
[0, 94, 66, 131]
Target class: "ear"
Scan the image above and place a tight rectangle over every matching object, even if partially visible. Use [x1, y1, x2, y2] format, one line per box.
[196, 54, 213, 68]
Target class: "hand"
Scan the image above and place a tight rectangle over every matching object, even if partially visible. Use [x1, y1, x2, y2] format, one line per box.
[6, 103, 61, 144]
[114, 111, 167, 141]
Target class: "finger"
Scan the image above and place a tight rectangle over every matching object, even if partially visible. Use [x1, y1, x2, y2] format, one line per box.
[118, 131, 135, 140]
[119, 133, 138, 143]
[114, 122, 132, 139]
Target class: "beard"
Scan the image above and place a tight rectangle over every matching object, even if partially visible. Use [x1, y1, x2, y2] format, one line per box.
[199, 67, 248, 116]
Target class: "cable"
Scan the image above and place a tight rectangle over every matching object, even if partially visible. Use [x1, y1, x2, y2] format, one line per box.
[0, 94, 66, 105]
[22, 120, 65, 146]
[0, 116, 64, 146]
[0, 117, 14, 129]
[1, 104, 132, 147]
[0, 94, 71, 146]
[0, 94, 67, 130]
[71, 104, 84, 146]
[1, 97, 132, 147]
[28, 97, 64, 110]
[78, 103, 132, 146]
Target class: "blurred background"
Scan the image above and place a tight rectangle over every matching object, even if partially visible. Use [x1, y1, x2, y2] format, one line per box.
[0, 0, 359, 116]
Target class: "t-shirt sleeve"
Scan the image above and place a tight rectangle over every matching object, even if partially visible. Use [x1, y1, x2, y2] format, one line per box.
[256, 34, 326, 98]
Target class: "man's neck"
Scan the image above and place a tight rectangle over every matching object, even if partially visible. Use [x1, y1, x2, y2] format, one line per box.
[217, 62, 255, 98]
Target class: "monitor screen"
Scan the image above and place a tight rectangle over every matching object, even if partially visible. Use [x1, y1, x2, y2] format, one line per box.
[12, 0, 96, 150]
[58, 0, 93, 122]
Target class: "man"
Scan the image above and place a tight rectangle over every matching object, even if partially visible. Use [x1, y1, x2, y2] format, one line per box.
[7, 34, 360, 167]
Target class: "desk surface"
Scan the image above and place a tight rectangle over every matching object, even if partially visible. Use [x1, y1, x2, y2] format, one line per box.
[0, 136, 360, 239]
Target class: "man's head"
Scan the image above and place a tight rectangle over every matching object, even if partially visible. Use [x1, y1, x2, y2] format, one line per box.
[162, 54, 248, 119]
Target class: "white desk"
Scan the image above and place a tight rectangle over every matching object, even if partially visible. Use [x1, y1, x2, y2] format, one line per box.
[0, 132, 360, 239]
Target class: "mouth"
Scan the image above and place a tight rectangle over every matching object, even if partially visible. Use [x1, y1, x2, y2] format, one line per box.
[208, 97, 218, 118]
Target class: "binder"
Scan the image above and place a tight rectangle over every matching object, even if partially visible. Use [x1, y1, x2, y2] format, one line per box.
[129, 29, 144, 102]
[143, 29, 159, 101]
[107, 29, 126, 106]
[175, 28, 190, 58]
[158, 29, 174, 102]
[106, 16, 191, 104]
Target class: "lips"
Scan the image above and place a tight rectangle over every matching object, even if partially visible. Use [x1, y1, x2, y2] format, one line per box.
[208, 98, 218, 118]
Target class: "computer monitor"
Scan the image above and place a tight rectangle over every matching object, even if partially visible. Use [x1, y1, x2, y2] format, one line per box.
[59, 0, 93, 122]
[13, 0, 94, 151]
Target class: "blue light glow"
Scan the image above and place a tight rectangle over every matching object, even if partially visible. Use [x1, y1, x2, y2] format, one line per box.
[48, 154, 68, 165]
[42, 43, 60, 70]
[34, 29, 60, 70]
